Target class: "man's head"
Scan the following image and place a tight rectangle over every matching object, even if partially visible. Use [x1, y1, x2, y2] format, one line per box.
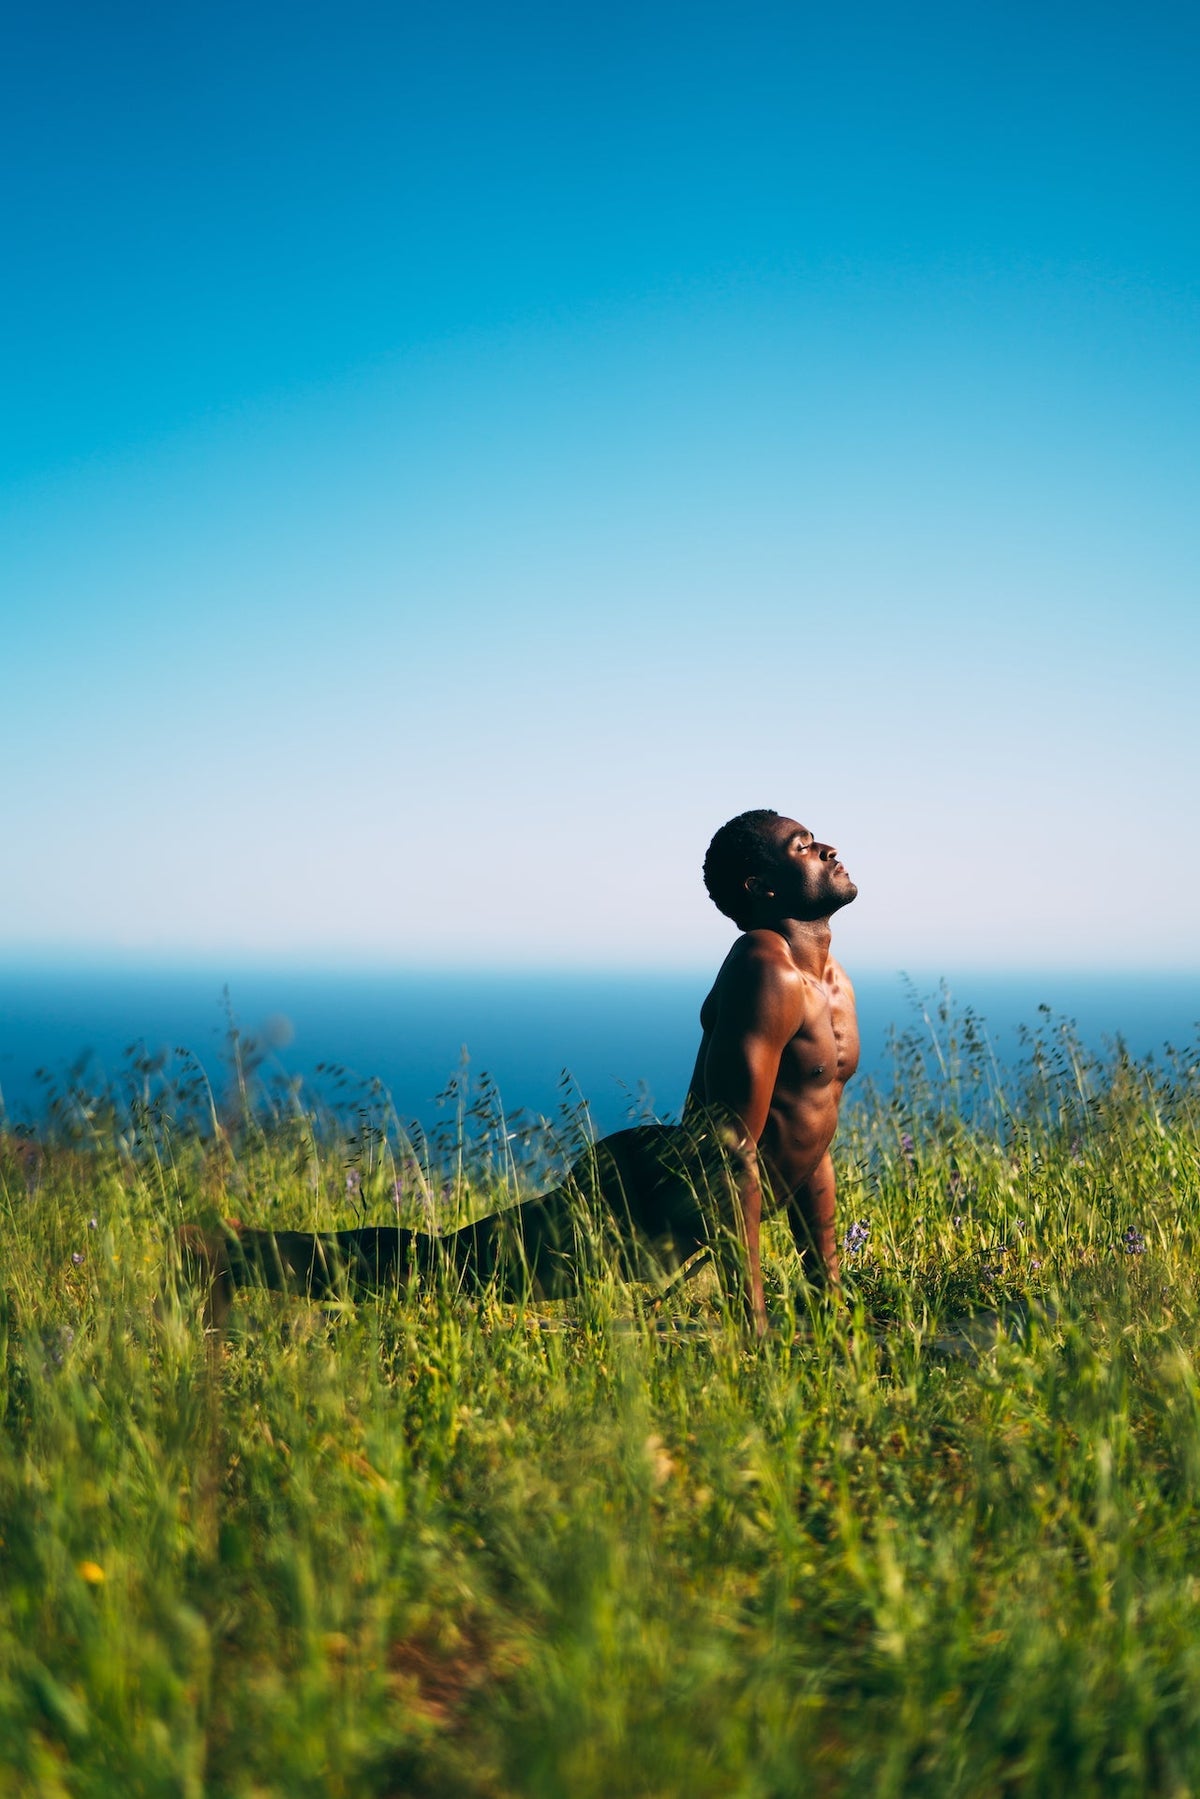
[703, 809, 857, 930]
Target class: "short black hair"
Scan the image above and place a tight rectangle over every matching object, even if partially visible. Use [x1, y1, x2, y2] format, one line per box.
[702, 809, 785, 929]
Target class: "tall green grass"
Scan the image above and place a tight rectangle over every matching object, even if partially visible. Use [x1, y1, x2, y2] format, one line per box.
[1, 1000, 1199, 1795]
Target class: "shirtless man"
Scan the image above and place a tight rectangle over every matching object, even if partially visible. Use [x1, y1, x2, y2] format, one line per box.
[183, 809, 859, 1337]
[687, 807, 860, 1328]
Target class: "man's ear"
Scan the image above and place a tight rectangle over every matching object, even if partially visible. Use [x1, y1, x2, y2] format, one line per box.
[745, 874, 774, 902]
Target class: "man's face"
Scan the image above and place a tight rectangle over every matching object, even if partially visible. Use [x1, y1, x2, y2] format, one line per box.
[756, 817, 858, 918]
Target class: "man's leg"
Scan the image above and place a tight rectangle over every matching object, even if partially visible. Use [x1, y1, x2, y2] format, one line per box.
[783, 1151, 840, 1290]
[177, 1196, 585, 1327]
[178, 1121, 725, 1326]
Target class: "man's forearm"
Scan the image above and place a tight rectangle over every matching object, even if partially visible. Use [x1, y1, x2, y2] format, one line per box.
[787, 1151, 840, 1288]
[737, 1169, 767, 1335]
[710, 1127, 768, 1335]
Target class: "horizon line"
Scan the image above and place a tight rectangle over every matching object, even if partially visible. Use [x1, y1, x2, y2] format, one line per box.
[2, 955, 1200, 982]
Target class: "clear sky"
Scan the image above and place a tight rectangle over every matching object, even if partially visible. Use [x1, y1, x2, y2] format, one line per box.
[3, 0, 1197, 971]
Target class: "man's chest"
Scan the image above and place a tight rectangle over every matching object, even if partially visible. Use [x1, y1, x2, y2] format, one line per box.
[781, 980, 860, 1085]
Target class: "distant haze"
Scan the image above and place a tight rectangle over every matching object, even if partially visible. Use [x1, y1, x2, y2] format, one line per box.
[3, 3, 1197, 971]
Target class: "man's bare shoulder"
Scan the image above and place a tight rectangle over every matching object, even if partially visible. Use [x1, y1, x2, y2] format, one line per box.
[714, 932, 811, 1025]
[721, 929, 807, 977]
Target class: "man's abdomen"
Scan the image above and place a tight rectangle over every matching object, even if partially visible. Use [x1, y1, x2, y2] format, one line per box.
[759, 1089, 842, 1201]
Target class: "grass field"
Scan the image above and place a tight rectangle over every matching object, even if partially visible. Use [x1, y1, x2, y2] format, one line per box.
[2, 1000, 1199, 1796]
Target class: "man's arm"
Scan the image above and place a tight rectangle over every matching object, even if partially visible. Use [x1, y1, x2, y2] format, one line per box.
[695, 947, 807, 1334]
[785, 1150, 840, 1290]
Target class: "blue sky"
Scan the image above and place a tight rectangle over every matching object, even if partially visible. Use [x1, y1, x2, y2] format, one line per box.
[3, 0, 1197, 969]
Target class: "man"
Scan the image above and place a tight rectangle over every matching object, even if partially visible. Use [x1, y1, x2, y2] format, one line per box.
[685, 808, 859, 1326]
[183, 810, 859, 1336]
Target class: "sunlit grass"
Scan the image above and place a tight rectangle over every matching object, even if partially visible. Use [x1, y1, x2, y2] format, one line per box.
[1, 1001, 1199, 1794]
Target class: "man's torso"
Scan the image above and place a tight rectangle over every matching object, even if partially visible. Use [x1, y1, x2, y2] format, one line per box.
[689, 935, 860, 1207]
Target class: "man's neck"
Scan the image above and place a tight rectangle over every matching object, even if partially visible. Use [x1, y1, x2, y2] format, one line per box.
[760, 915, 832, 977]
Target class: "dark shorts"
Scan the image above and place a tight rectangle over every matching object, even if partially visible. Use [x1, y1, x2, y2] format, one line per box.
[504, 1119, 738, 1295]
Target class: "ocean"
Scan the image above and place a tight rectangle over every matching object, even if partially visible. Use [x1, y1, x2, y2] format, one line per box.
[2, 965, 1198, 1136]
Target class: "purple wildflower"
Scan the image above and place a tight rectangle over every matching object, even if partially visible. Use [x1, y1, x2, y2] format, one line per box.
[1122, 1227, 1147, 1256]
[900, 1133, 915, 1165]
[71, 1252, 84, 1266]
[87, 1216, 98, 1230]
[843, 1218, 870, 1255]
[345, 1170, 361, 1197]
[392, 1178, 404, 1211]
